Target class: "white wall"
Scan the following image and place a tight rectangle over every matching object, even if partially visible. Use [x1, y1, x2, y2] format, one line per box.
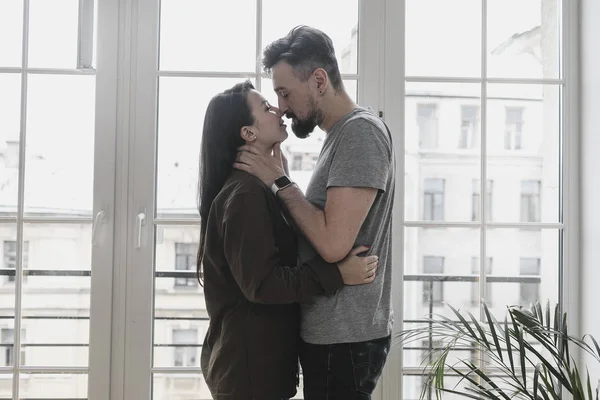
[580, 0, 600, 381]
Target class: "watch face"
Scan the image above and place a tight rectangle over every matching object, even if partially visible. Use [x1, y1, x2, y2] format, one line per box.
[275, 176, 292, 188]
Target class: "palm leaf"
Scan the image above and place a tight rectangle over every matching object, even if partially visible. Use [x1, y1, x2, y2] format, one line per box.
[483, 303, 504, 363]
[534, 364, 541, 400]
[587, 369, 594, 400]
[505, 315, 516, 375]
[510, 312, 527, 388]
[448, 304, 479, 340]
[401, 301, 600, 400]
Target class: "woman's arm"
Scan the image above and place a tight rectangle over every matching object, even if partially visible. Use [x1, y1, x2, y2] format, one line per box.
[222, 190, 343, 304]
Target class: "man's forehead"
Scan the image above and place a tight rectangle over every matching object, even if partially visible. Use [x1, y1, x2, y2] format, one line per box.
[271, 61, 296, 89]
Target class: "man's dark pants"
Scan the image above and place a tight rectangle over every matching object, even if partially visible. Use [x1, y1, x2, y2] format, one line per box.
[299, 335, 391, 400]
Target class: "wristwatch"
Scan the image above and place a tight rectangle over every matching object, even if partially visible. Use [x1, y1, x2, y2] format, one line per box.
[271, 175, 293, 195]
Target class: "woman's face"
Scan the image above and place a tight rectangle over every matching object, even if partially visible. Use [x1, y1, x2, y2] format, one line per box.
[244, 90, 288, 147]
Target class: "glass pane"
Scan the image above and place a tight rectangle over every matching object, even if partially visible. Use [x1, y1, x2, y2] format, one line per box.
[406, 0, 481, 77]
[486, 84, 559, 223]
[262, 78, 358, 193]
[156, 77, 255, 217]
[153, 373, 210, 400]
[262, 0, 359, 74]
[403, 228, 480, 368]
[0, 375, 12, 399]
[403, 227, 481, 332]
[404, 375, 472, 400]
[154, 225, 206, 368]
[21, 319, 89, 367]
[0, 74, 22, 216]
[19, 373, 87, 399]
[488, 0, 560, 79]
[486, 228, 559, 317]
[29, 0, 79, 69]
[21, 223, 91, 367]
[0, 224, 18, 309]
[405, 82, 481, 222]
[159, 0, 256, 72]
[25, 75, 95, 216]
[0, 1, 23, 67]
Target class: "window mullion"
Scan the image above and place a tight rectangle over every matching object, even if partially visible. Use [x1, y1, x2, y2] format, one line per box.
[13, 0, 31, 398]
[254, 0, 262, 91]
[381, 0, 405, 398]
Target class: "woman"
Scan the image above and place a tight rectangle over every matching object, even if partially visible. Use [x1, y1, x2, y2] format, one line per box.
[197, 81, 378, 400]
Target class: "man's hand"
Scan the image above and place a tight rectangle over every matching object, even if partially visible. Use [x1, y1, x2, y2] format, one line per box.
[234, 143, 287, 186]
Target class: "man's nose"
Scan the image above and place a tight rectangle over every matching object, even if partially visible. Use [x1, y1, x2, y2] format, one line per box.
[278, 99, 289, 115]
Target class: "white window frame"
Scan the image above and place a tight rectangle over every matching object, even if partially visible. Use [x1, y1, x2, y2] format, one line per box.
[0, 0, 117, 398]
[121, 1, 383, 399]
[384, 0, 579, 398]
[97, 0, 580, 399]
[472, 179, 493, 222]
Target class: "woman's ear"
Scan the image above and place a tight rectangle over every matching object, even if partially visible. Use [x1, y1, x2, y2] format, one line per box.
[240, 126, 257, 142]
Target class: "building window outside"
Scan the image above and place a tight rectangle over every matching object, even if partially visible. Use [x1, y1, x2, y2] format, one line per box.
[424, 179, 445, 221]
[173, 329, 198, 367]
[519, 258, 541, 306]
[423, 256, 444, 306]
[505, 107, 524, 150]
[520, 180, 541, 222]
[418, 104, 439, 149]
[459, 105, 480, 149]
[175, 243, 196, 288]
[2, 241, 29, 283]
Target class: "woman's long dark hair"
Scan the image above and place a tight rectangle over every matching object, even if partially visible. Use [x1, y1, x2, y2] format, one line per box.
[197, 80, 255, 283]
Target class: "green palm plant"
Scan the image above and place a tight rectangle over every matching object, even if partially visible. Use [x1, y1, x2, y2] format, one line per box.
[398, 302, 600, 400]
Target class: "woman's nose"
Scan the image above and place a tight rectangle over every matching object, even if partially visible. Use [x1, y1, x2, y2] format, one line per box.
[271, 106, 284, 117]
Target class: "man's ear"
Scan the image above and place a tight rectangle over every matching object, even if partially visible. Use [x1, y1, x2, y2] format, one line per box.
[313, 68, 329, 94]
[240, 126, 257, 142]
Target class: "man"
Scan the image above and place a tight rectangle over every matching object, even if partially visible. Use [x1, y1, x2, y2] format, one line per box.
[234, 25, 395, 399]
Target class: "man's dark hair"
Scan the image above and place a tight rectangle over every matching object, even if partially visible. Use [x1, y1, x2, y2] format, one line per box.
[262, 25, 343, 91]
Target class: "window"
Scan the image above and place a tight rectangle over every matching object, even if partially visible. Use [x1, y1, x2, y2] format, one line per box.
[505, 107, 524, 150]
[471, 257, 493, 305]
[172, 329, 197, 367]
[519, 258, 541, 306]
[423, 256, 444, 306]
[174, 243, 196, 288]
[459, 105, 480, 149]
[472, 180, 493, 221]
[291, 154, 302, 171]
[520, 180, 541, 222]
[423, 179, 445, 221]
[2, 241, 29, 283]
[1, 329, 25, 367]
[418, 104, 439, 149]
[421, 339, 444, 363]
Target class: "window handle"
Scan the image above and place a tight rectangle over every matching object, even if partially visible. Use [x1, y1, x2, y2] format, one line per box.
[92, 210, 108, 246]
[135, 211, 147, 249]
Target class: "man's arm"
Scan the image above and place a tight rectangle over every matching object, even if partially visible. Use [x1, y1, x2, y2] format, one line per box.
[234, 119, 391, 263]
[277, 184, 377, 263]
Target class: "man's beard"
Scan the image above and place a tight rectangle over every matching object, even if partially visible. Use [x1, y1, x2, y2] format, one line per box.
[288, 100, 323, 139]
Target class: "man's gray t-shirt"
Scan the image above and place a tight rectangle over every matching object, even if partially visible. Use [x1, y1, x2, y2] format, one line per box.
[298, 107, 396, 345]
